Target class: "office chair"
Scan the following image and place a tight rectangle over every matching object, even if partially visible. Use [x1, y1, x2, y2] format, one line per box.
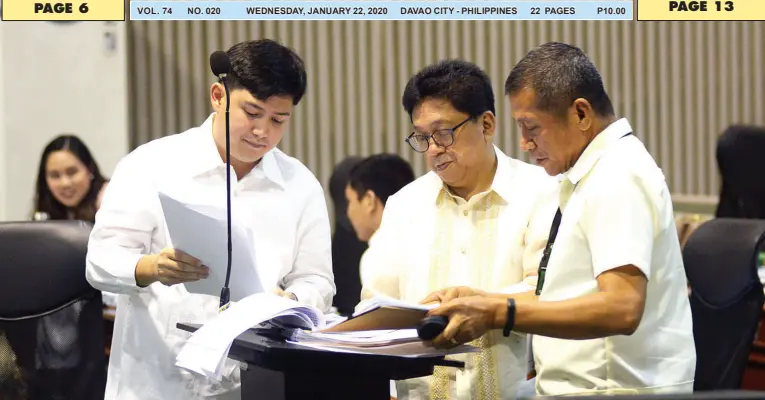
[0, 220, 106, 399]
[328, 157, 369, 316]
[683, 218, 765, 391]
[716, 125, 765, 219]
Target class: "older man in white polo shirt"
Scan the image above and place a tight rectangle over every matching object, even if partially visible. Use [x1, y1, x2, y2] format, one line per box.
[423, 42, 696, 396]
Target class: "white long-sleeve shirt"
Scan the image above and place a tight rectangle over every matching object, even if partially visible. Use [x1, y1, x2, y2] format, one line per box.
[86, 115, 335, 400]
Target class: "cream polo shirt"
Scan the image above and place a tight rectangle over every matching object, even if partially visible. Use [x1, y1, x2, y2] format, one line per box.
[360, 146, 558, 399]
[360, 145, 556, 304]
[532, 118, 696, 395]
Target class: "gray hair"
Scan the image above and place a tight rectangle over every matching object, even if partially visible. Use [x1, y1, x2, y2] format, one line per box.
[504, 42, 615, 119]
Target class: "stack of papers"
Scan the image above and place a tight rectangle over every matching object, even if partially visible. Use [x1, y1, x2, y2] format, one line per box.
[353, 296, 438, 317]
[175, 293, 324, 380]
[321, 296, 439, 333]
[294, 329, 422, 348]
[289, 329, 479, 358]
[175, 294, 477, 381]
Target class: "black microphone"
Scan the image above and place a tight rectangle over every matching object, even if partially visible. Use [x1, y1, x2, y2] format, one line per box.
[417, 315, 448, 341]
[210, 50, 233, 311]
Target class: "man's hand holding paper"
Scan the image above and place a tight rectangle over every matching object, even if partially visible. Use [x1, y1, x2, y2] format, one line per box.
[135, 248, 209, 287]
[158, 190, 264, 302]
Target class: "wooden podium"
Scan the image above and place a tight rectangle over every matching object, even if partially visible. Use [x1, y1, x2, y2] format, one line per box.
[177, 323, 463, 400]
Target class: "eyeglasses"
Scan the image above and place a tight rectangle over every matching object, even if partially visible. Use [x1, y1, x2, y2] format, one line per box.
[405, 116, 472, 153]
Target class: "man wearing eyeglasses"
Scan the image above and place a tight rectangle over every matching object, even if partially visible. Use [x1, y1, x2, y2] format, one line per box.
[357, 59, 558, 400]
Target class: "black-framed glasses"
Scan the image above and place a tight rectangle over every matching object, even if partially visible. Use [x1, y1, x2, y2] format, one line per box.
[405, 116, 472, 153]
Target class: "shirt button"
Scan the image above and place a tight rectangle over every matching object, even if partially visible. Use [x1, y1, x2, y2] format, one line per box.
[460, 247, 467, 254]
[463, 210, 468, 216]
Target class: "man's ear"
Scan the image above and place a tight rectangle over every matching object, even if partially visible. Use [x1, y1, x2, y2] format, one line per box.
[362, 190, 379, 210]
[210, 82, 226, 112]
[481, 111, 496, 140]
[572, 98, 595, 132]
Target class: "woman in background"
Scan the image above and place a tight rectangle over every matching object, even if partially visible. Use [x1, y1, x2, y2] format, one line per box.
[34, 134, 108, 222]
[13, 134, 111, 398]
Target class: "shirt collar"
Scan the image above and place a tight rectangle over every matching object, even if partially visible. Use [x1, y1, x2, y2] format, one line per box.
[488, 145, 515, 204]
[564, 118, 633, 185]
[428, 145, 515, 204]
[189, 113, 286, 189]
[190, 114, 223, 175]
[367, 229, 379, 246]
[258, 149, 286, 188]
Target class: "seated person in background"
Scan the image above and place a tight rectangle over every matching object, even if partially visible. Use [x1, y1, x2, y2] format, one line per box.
[345, 153, 415, 400]
[329, 156, 369, 316]
[346, 154, 415, 244]
[34, 134, 108, 222]
[345, 154, 415, 300]
[85, 39, 335, 400]
[359, 59, 557, 399]
[715, 125, 765, 219]
[4, 133, 111, 398]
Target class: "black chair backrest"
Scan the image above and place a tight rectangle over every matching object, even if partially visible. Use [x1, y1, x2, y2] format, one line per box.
[0, 220, 96, 319]
[716, 125, 765, 219]
[328, 157, 369, 316]
[683, 218, 765, 391]
[0, 220, 106, 399]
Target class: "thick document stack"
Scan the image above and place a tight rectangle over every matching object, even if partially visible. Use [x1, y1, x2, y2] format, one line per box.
[321, 296, 438, 332]
[175, 293, 476, 380]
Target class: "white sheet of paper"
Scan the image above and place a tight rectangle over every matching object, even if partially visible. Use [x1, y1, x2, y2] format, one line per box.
[353, 296, 438, 317]
[175, 293, 325, 380]
[158, 191, 263, 302]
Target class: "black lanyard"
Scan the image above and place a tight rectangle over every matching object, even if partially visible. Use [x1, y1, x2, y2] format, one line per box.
[534, 132, 633, 296]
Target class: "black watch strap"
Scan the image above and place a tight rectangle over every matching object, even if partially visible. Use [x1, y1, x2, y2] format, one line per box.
[503, 298, 516, 337]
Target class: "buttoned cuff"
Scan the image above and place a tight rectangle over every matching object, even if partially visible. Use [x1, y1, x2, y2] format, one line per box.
[122, 253, 150, 290]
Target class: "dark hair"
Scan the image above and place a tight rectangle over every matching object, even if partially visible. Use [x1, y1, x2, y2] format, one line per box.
[225, 39, 307, 105]
[504, 42, 615, 119]
[402, 59, 495, 119]
[35, 135, 107, 222]
[329, 156, 364, 231]
[715, 125, 765, 219]
[348, 154, 415, 205]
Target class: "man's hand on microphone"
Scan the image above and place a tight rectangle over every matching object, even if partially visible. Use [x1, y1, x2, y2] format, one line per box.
[427, 296, 506, 349]
[135, 248, 209, 287]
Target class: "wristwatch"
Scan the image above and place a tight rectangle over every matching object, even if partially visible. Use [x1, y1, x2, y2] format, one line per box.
[503, 298, 516, 337]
